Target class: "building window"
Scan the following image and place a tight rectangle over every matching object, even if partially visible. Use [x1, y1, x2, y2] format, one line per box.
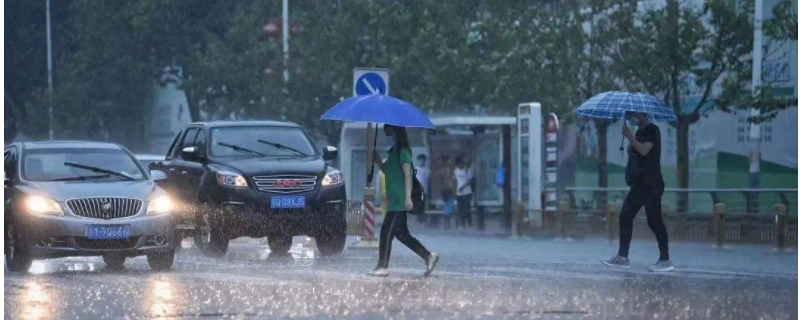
[738, 136, 745, 143]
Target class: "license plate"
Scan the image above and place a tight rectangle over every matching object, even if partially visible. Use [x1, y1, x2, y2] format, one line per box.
[85, 225, 131, 240]
[270, 196, 306, 209]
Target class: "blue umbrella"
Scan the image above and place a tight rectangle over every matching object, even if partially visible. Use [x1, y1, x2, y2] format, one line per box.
[320, 94, 435, 129]
[576, 91, 677, 122]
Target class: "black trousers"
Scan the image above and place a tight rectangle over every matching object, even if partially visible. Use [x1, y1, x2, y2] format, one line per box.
[378, 211, 431, 268]
[618, 184, 670, 260]
[457, 194, 472, 227]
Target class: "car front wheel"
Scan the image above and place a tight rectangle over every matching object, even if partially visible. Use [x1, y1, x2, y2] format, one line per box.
[102, 254, 126, 270]
[316, 231, 346, 256]
[267, 234, 293, 254]
[147, 252, 175, 271]
[195, 214, 229, 258]
[5, 221, 32, 273]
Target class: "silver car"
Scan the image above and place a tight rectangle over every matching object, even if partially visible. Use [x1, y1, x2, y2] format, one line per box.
[4, 141, 176, 272]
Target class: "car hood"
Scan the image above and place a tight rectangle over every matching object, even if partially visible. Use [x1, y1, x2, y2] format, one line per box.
[20, 180, 162, 201]
[210, 156, 328, 175]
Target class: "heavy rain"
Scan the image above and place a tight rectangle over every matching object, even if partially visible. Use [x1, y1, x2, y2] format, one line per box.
[4, 0, 799, 319]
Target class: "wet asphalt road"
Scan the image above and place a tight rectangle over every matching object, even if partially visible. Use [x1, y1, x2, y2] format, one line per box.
[4, 232, 798, 319]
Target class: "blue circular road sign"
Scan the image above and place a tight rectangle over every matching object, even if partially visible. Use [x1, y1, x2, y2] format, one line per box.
[355, 73, 387, 96]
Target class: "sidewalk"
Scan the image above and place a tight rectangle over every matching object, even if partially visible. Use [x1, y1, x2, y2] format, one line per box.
[408, 215, 513, 237]
[412, 232, 799, 277]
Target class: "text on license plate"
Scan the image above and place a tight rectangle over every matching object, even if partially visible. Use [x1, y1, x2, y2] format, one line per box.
[85, 225, 131, 240]
[270, 196, 306, 209]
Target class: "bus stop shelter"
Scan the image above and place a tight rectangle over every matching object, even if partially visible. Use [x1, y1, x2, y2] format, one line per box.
[427, 116, 517, 230]
[338, 115, 517, 231]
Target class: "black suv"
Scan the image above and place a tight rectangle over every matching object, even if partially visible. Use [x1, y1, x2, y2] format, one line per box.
[152, 121, 347, 257]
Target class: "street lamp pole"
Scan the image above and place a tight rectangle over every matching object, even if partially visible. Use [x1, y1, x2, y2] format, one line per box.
[46, 0, 54, 140]
[748, 0, 764, 213]
[282, 0, 289, 84]
[281, 0, 289, 120]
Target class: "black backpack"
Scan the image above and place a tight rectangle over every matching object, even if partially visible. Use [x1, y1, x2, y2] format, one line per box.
[393, 148, 425, 214]
[625, 150, 642, 187]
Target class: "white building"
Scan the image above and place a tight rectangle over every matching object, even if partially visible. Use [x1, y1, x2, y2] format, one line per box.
[145, 65, 193, 155]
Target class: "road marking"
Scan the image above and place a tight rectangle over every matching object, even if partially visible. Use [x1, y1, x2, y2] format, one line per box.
[675, 268, 798, 280]
[177, 272, 308, 287]
[283, 269, 419, 283]
[477, 266, 627, 281]
[474, 265, 787, 281]
[388, 267, 548, 283]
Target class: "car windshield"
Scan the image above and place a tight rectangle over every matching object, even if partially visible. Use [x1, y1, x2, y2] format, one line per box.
[210, 126, 316, 158]
[23, 148, 146, 182]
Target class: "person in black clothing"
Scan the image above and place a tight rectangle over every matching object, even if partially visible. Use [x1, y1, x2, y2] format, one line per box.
[601, 112, 673, 272]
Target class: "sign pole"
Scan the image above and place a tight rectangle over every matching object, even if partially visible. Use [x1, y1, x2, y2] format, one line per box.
[350, 124, 380, 250]
[349, 67, 389, 250]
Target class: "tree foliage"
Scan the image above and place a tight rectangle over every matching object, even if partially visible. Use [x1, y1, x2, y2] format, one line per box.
[5, 0, 798, 200]
[717, 0, 798, 123]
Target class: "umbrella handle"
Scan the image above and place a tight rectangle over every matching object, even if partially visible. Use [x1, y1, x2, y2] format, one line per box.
[367, 125, 378, 183]
[619, 135, 625, 152]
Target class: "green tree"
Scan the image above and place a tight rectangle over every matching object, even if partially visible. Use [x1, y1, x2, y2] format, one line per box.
[580, 0, 640, 208]
[617, 0, 755, 212]
[51, 1, 156, 143]
[717, 0, 798, 123]
[5, 0, 72, 138]
[766, 0, 798, 41]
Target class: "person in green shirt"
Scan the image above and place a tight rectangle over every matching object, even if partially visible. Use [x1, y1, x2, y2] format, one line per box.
[368, 124, 439, 277]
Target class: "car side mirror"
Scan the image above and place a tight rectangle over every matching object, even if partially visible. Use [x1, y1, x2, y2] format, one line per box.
[323, 146, 338, 161]
[150, 170, 167, 181]
[181, 146, 202, 162]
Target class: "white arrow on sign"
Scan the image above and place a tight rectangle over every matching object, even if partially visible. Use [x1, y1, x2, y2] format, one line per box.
[361, 78, 380, 95]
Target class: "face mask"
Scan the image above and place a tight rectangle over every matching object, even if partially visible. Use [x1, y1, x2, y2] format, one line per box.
[385, 135, 395, 146]
[628, 117, 639, 127]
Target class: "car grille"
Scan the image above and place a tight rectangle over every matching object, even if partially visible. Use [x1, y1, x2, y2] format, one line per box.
[66, 198, 143, 219]
[74, 237, 139, 250]
[253, 174, 317, 193]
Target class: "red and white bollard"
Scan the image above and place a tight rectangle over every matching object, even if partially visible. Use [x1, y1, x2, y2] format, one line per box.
[363, 199, 376, 240]
[350, 191, 380, 249]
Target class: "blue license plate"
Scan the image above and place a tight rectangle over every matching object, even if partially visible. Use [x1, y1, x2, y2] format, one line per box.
[85, 225, 131, 240]
[270, 196, 306, 209]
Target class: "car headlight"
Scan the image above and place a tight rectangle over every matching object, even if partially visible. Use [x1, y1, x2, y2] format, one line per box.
[24, 196, 64, 216]
[216, 171, 248, 188]
[322, 169, 344, 186]
[147, 195, 173, 215]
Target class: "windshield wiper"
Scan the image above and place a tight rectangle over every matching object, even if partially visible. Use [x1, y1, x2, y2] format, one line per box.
[47, 174, 112, 182]
[63, 162, 134, 181]
[216, 142, 267, 157]
[257, 139, 307, 157]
